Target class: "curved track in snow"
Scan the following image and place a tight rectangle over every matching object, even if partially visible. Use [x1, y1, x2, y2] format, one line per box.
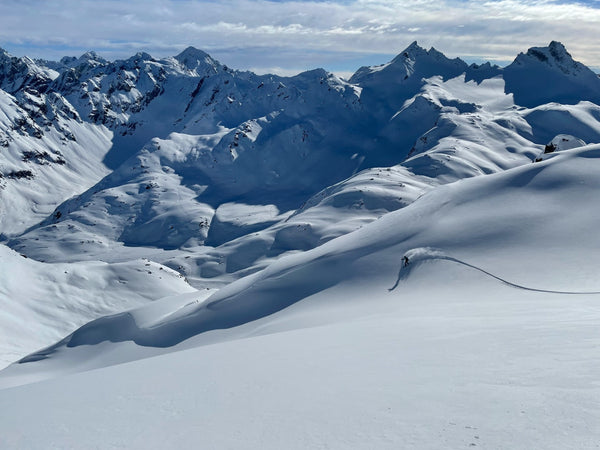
[390, 254, 600, 295]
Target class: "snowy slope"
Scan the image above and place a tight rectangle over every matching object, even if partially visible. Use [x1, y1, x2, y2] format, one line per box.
[9, 141, 600, 370]
[0, 243, 194, 368]
[0, 85, 113, 234]
[1, 40, 599, 370]
[1, 143, 599, 449]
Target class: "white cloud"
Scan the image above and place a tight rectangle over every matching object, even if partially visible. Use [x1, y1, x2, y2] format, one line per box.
[0, 0, 599, 74]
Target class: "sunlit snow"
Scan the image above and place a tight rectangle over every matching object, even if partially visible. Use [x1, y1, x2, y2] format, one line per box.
[0, 41, 599, 449]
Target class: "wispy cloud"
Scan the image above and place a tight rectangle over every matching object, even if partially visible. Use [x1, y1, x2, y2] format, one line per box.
[1, 0, 599, 75]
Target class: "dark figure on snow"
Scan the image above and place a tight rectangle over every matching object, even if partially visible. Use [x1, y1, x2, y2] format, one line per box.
[402, 256, 410, 267]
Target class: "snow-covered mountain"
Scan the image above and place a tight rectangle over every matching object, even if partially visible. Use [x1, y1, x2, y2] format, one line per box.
[504, 41, 600, 107]
[3, 140, 600, 449]
[1, 41, 599, 448]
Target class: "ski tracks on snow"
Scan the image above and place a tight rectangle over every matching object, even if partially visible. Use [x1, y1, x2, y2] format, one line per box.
[389, 249, 600, 295]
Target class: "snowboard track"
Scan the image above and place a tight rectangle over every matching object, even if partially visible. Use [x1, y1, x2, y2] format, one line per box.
[389, 254, 600, 295]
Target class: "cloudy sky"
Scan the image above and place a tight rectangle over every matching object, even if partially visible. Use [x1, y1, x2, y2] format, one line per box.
[1, 0, 599, 76]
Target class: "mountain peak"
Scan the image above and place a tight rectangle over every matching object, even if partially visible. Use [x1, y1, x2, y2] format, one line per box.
[504, 41, 600, 107]
[58, 51, 108, 69]
[389, 41, 466, 68]
[81, 51, 100, 60]
[80, 51, 108, 65]
[546, 41, 576, 66]
[350, 41, 467, 87]
[391, 41, 428, 62]
[125, 52, 155, 65]
[176, 46, 211, 60]
[0, 48, 58, 92]
[548, 40, 567, 53]
[511, 41, 586, 76]
[174, 46, 219, 72]
[406, 40, 424, 52]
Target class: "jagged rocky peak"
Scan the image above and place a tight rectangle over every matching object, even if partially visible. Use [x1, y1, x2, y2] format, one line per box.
[392, 41, 428, 60]
[0, 48, 31, 69]
[0, 48, 58, 93]
[77, 51, 108, 66]
[106, 52, 157, 73]
[386, 41, 465, 68]
[548, 41, 570, 58]
[49, 51, 109, 72]
[58, 56, 77, 66]
[468, 61, 497, 70]
[503, 41, 600, 107]
[349, 41, 427, 80]
[124, 52, 155, 66]
[0, 47, 11, 60]
[350, 41, 468, 85]
[464, 61, 502, 83]
[510, 41, 589, 76]
[174, 46, 220, 73]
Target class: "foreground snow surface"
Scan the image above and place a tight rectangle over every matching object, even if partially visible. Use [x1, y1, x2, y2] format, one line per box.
[1, 284, 598, 450]
[1, 145, 599, 448]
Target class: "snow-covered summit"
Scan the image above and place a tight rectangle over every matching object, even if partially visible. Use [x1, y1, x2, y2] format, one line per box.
[174, 46, 221, 73]
[0, 48, 58, 94]
[350, 41, 468, 85]
[348, 41, 469, 133]
[504, 41, 600, 106]
[512, 41, 588, 75]
[65, 51, 108, 68]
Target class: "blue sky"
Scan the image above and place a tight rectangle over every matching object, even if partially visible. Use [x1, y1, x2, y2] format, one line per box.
[1, 0, 599, 76]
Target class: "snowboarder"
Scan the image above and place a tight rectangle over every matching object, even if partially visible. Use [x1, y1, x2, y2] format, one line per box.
[402, 255, 410, 267]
